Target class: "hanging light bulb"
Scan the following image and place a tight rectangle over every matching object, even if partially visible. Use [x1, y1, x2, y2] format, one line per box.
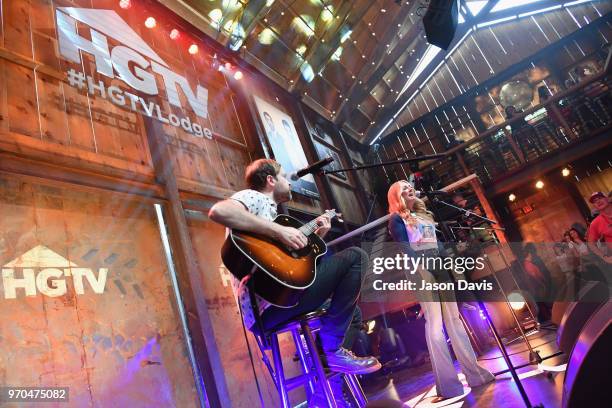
[234, 71, 243, 80]
[144, 17, 156, 29]
[169, 29, 180, 40]
[188, 44, 198, 54]
[119, 0, 131, 9]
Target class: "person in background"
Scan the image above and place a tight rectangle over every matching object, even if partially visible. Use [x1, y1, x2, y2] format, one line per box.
[387, 180, 494, 402]
[568, 226, 604, 289]
[586, 192, 612, 264]
[553, 243, 578, 299]
[521, 243, 552, 322]
[505, 105, 547, 158]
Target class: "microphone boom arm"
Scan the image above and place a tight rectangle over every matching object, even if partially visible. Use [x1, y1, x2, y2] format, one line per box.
[321, 153, 447, 175]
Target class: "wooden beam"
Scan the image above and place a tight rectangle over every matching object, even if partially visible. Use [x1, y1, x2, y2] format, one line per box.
[363, 22, 472, 145]
[142, 116, 228, 408]
[0, 130, 156, 182]
[0, 47, 65, 81]
[0, 154, 164, 199]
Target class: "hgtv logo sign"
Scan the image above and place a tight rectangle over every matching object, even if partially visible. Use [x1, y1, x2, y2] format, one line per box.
[56, 7, 213, 139]
[1, 245, 108, 299]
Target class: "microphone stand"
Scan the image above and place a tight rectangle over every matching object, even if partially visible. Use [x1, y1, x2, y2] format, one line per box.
[426, 194, 543, 408]
[432, 199, 540, 351]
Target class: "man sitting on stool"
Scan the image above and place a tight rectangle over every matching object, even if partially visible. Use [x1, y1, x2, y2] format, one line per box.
[209, 159, 381, 378]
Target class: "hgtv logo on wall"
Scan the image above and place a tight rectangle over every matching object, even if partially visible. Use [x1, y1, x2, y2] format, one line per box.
[56, 7, 213, 139]
[1, 245, 108, 299]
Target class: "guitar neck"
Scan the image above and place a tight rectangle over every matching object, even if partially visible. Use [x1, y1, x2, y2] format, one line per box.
[298, 219, 319, 236]
[298, 211, 336, 237]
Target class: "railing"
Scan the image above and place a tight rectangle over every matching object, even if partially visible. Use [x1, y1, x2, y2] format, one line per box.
[399, 70, 612, 187]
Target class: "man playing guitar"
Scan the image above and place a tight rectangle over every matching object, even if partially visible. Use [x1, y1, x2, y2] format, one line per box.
[209, 158, 381, 376]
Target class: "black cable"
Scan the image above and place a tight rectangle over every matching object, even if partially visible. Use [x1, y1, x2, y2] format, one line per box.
[477, 339, 557, 361]
[238, 300, 266, 407]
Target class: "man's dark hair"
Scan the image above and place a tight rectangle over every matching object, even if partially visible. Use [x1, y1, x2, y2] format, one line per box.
[245, 159, 281, 191]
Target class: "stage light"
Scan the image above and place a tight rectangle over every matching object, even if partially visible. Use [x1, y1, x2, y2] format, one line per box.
[119, 0, 131, 9]
[321, 6, 334, 23]
[208, 9, 223, 29]
[331, 46, 343, 61]
[508, 292, 526, 310]
[292, 15, 315, 37]
[509, 193, 516, 202]
[535, 180, 544, 189]
[169, 29, 180, 40]
[145, 17, 156, 29]
[233, 71, 243, 80]
[366, 320, 376, 334]
[562, 167, 571, 177]
[188, 44, 198, 54]
[258, 28, 275, 45]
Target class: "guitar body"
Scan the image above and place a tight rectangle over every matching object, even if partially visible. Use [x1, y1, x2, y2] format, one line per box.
[221, 214, 327, 307]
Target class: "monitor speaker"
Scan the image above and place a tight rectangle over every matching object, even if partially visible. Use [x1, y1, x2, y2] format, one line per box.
[423, 0, 459, 50]
[563, 302, 611, 408]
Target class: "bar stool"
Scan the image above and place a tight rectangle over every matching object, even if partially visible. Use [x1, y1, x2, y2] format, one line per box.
[252, 309, 368, 408]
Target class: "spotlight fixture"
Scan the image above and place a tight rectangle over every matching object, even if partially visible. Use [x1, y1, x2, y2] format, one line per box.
[535, 180, 544, 189]
[233, 71, 243, 80]
[562, 167, 571, 177]
[508, 292, 526, 311]
[366, 320, 376, 335]
[144, 17, 156, 29]
[509, 193, 516, 202]
[188, 44, 199, 54]
[169, 29, 180, 40]
[119, 0, 131, 9]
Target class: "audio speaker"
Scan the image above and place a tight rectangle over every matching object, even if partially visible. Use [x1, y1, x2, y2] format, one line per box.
[423, 0, 459, 50]
[556, 281, 608, 354]
[563, 302, 611, 408]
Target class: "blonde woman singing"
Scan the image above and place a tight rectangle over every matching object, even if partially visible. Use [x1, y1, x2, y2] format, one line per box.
[387, 180, 494, 400]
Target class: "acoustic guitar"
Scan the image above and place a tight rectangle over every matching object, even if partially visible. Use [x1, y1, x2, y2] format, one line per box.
[221, 209, 340, 308]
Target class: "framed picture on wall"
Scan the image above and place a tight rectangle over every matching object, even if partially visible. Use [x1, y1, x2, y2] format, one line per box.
[252, 95, 319, 198]
[312, 140, 347, 181]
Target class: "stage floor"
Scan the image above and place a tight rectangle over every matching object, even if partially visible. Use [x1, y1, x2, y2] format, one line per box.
[365, 327, 566, 408]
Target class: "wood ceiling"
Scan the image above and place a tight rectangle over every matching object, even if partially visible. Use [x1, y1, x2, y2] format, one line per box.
[157, 0, 432, 143]
[156, 1, 578, 143]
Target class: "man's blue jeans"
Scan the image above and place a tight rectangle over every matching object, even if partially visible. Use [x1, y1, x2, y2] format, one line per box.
[260, 247, 368, 352]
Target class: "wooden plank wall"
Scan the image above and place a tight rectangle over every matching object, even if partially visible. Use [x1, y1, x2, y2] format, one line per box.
[381, 6, 612, 185]
[0, 1, 370, 407]
[0, 174, 199, 407]
[395, 2, 612, 127]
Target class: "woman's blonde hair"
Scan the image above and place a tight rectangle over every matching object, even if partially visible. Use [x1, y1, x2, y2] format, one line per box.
[387, 180, 434, 223]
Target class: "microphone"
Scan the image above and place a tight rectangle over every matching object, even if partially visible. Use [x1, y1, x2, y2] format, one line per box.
[416, 190, 450, 198]
[290, 157, 335, 180]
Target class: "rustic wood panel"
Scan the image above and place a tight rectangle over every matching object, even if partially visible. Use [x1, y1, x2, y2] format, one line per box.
[0, 0, 256, 192]
[6, 63, 40, 138]
[36, 72, 71, 146]
[187, 214, 307, 407]
[3, 0, 33, 58]
[0, 61, 8, 133]
[0, 175, 199, 407]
